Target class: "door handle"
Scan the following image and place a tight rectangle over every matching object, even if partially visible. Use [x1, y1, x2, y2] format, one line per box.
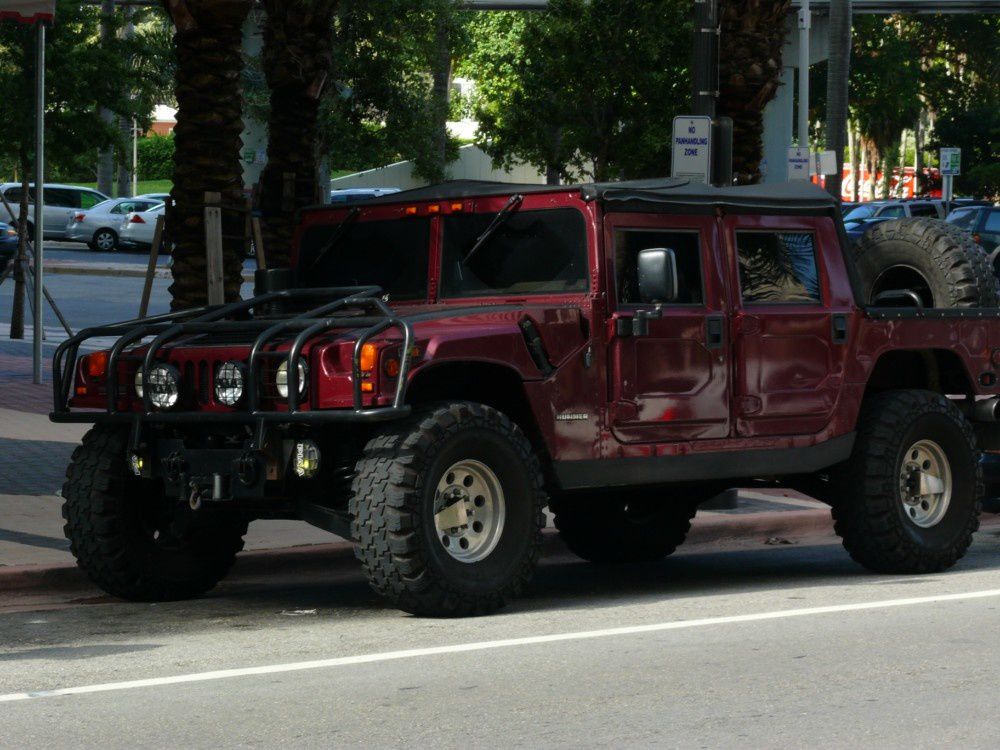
[831, 314, 848, 344]
[706, 316, 724, 349]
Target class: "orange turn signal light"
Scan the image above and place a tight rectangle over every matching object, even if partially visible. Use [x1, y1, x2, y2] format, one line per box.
[359, 343, 378, 373]
[360, 382, 375, 393]
[404, 206, 418, 216]
[85, 351, 108, 378]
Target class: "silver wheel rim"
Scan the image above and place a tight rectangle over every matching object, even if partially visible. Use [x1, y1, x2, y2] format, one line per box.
[899, 439, 952, 528]
[96, 231, 114, 250]
[433, 459, 505, 563]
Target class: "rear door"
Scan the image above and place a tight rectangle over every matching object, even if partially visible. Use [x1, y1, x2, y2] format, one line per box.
[724, 214, 852, 437]
[44, 188, 80, 235]
[606, 214, 730, 443]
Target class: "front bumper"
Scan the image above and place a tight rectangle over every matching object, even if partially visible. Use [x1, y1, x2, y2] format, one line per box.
[50, 406, 411, 426]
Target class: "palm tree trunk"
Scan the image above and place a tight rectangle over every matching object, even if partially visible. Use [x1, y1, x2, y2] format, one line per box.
[257, 0, 337, 268]
[162, 0, 250, 310]
[718, 0, 793, 184]
[850, 125, 860, 201]
[824, 0, 852, 199]
[429, 11, 452, 181]
[97, 0, 116, 197]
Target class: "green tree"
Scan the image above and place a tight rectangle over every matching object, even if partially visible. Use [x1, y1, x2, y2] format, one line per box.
[465, 1, 690, 183]
[321, 0, 462, 182]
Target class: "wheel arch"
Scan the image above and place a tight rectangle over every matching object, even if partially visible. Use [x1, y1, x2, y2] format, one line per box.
[864, 348, 976, 399]
[404, 360, 550, 467]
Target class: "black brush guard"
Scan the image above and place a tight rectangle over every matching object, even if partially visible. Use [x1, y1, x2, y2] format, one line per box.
[50, 286, 415, 448]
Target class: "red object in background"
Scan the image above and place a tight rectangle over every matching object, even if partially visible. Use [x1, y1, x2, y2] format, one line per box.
[0, 1, 55, 24]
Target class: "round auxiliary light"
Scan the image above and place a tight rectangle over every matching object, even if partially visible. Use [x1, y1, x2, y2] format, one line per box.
[214, 361, 245, 406]
[276, 358, 308, 399]
[146, 364, 180, 409]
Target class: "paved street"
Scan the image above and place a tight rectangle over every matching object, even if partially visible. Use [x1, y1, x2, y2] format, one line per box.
[2, 531, 1000, 747]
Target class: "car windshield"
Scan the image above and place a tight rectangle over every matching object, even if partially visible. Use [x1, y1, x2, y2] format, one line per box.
[297, 217, 431, 300]
[440, 208, 588, 298]
[843, 205, 876, 222]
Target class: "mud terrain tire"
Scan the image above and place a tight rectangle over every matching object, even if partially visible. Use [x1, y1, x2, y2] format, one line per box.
[552, 494, 698, 563]
[62, 425, 247, 601]
[829, 390, 981, 574]
[350, 402, 546, 617]
[854, 218, 999, 307]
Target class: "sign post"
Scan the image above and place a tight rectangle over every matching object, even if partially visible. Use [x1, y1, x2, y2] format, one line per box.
[939, 147, 961, 217]
[671, 116, 713, 184]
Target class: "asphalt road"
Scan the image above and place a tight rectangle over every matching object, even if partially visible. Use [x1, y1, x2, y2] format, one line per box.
[2, 531, 1000, 747]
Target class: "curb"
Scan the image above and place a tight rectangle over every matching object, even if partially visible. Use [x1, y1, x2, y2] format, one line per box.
[0, 507, 839, 595]
[42, 263, 254, 282]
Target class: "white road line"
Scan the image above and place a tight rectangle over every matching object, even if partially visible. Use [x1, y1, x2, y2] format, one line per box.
[3, 587, 1000, 704]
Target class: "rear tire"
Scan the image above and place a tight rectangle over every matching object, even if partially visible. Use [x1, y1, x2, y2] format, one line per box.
[830, 390, 981, 574]
[62, 425, 247, 601]
[855, 218, 999, 308]
[552, 492, 698, 563]
[350, 402, 546, 617]
[90, 228, 117, 252]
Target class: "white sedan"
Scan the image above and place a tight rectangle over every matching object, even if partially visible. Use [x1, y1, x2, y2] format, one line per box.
[119, 202, 165, 252]
[64, 197, 163, 251]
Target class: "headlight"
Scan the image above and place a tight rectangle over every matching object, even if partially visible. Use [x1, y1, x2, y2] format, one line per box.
[214, 361, 245, 406]
[145, 364, 179, 409]
[276, 358, 308, 399]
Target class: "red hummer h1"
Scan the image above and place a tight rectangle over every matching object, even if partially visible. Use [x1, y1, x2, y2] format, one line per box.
[53, 179, 1000, 616]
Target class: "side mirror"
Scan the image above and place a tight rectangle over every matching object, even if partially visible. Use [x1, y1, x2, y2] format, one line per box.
[637, 247, 678, 304]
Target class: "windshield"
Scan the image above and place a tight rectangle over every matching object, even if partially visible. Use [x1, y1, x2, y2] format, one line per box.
[843, 205, 875, 222]
[440, 208, 588, 298]
[298, 217, 431, 300]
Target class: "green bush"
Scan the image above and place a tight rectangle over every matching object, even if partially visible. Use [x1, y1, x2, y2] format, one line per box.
[137, 134, 174, 181]
[965, 163, 1000, 200]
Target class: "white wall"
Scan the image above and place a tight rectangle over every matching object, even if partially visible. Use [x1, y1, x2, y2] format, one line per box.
[329, 144, 547, 191]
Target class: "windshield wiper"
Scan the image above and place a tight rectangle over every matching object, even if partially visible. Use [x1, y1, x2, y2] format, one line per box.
[463, 194, 524, 264]
[308, 206, 361, 273]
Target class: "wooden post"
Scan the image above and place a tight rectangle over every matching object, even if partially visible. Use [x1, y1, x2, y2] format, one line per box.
[139, 214, 165, 318]
[251, 216, 266, 270]
[204, 191, 224, 306]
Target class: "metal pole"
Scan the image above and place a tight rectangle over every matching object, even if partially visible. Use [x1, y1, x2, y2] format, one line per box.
[691, 0, 718, 119]
[33, 22, 45, 384]
[132, 118, 138, 197]
[797, 0, 811, 148]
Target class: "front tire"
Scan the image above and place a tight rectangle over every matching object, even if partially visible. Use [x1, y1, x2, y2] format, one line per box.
[830, 390, 981, 574]
[552, 493, 698, 563]
[349, 402, 546, 617]
[62, 425, 247, 601]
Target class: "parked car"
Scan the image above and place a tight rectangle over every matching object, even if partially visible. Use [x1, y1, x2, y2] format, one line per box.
[329, 187, 400, 204]
[0, 221, 18, 279]
[843, 200, 948, 243]
[137, 192, 171, 203]
[64, 197, 164, 252]
[51, 179, 1000, 617]
[946, 205, 1000, 253]
[0, 183, 109, 240]
[118, 202, 165, 251]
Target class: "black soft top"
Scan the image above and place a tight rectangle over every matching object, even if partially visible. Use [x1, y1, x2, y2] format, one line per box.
[329, 177, 837, 214]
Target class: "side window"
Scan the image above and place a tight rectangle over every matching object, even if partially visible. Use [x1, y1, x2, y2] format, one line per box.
[984, 211, 1000, 233]
[46, 189, 79, 208]
[79, 191, 104, 209]
[109, 203, 125, 215]
[879, 205, 905, 218]
[910, 204, 937, 217]
[614, 229, 702, 305]
[4, 187, 24, 203]
[736, 231, 821, 305]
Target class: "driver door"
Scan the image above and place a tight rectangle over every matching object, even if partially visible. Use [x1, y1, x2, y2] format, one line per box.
[606, 214, 730, 443]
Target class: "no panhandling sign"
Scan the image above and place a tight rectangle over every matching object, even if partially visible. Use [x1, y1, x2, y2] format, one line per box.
[671, 116, 712, 184]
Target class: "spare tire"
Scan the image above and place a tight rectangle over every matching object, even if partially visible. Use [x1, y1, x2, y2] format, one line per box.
[854, 218, 999, 308]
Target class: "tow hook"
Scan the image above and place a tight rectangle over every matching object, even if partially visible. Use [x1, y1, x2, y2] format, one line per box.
[187, 473, 226, 510]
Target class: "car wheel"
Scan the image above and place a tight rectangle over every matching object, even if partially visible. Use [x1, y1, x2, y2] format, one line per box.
[92, 228, 117, 252]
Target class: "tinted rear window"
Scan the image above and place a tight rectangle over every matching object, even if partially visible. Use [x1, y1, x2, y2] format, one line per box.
[298, 218, 430, 301]
[985, 210, 1000, 233]
[440, 208, 588, 298]
[947, 208, 979, 229]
